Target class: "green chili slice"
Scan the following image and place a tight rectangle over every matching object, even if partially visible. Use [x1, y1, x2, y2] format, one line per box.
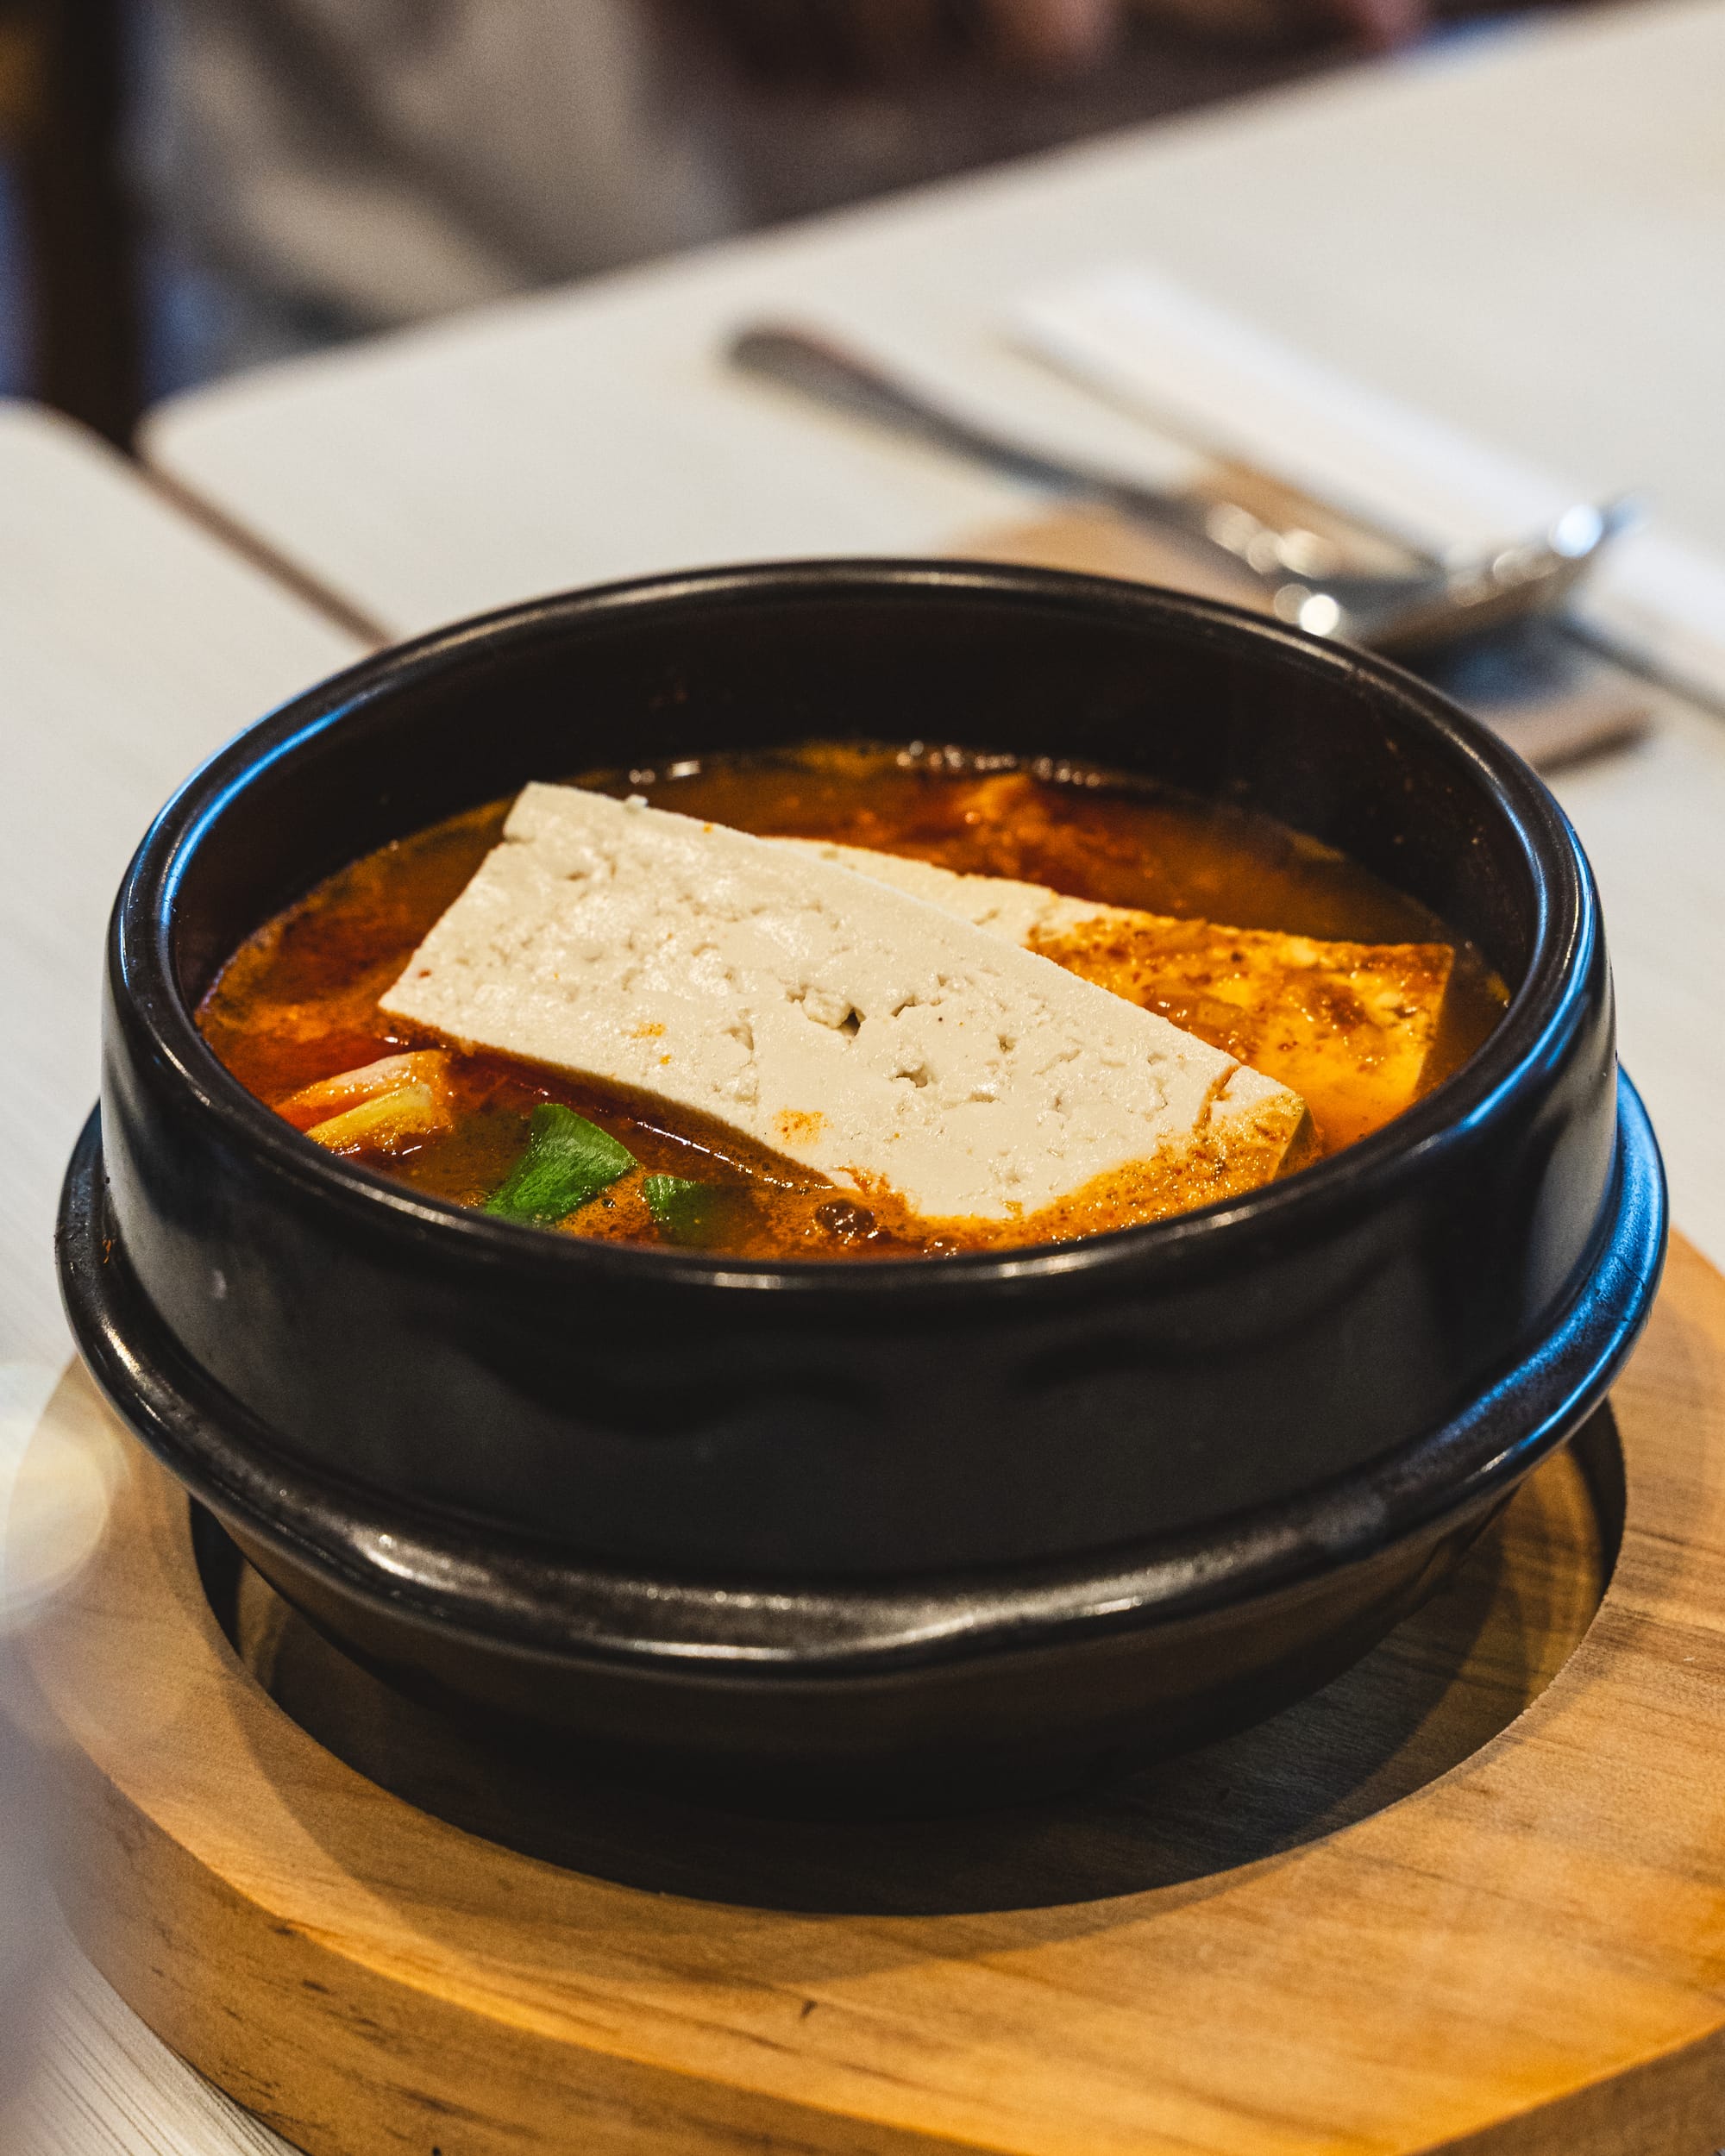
[484, 1103, 635, 1225]
[643, 1175, 728, 1247]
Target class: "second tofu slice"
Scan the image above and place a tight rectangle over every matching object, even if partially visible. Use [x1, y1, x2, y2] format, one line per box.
[778, 839, 1454, 1151]
[380, 785, 1307, 1225]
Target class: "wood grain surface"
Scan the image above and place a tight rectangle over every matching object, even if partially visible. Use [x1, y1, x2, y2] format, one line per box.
[18, 1235, 1725, 2155]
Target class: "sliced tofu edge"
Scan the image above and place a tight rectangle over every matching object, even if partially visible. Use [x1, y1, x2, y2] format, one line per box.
[773, 834, 1455, 985]
[774, 833, 1454, 1144]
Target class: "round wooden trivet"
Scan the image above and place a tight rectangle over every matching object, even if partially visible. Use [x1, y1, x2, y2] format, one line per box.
[19, 1236, 1725, 2155]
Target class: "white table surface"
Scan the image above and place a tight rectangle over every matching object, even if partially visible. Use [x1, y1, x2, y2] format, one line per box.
[0, 408, 361, 1412]
[0, 400, 359, 2156]
[8, 9, 1725, 2145]
[144, 0, 1725, 638]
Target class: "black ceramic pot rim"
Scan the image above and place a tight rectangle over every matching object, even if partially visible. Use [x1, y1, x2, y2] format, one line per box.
[60, 1075, 1665, 1683]
[115, 560, 1591, 1303]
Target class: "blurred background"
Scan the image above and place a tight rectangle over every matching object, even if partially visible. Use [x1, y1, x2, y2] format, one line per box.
[0, 0, 1567, 444]
[2, 0, 1719, 2146]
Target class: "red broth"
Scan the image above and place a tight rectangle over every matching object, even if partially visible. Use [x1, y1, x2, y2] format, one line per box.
[197, 742, 1505, 1259]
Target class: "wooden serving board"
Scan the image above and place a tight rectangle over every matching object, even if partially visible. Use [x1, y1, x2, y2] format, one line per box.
[18, 1236, 1725, 2156]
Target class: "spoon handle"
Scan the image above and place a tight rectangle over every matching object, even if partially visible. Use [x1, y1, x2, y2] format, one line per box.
[728, 322, 1323, 586]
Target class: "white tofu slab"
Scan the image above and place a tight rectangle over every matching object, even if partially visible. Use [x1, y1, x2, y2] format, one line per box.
[775, 838, 1119, 943]
[380, 785, 1304, 1222]
[774, 835, 1465, 1159]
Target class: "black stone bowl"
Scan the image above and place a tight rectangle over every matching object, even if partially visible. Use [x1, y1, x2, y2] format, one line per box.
[58, 562, 1665, 1810]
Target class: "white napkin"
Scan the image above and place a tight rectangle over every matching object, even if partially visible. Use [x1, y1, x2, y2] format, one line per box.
[1011, 266, 1725, 710]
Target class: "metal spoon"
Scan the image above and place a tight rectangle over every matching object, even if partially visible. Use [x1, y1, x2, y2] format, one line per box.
[729, 322, 1634, 656]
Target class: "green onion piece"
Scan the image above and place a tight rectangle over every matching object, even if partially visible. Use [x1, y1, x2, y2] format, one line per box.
[643, 1175, 727, 1247]
[484, 1104, 636, 1225]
